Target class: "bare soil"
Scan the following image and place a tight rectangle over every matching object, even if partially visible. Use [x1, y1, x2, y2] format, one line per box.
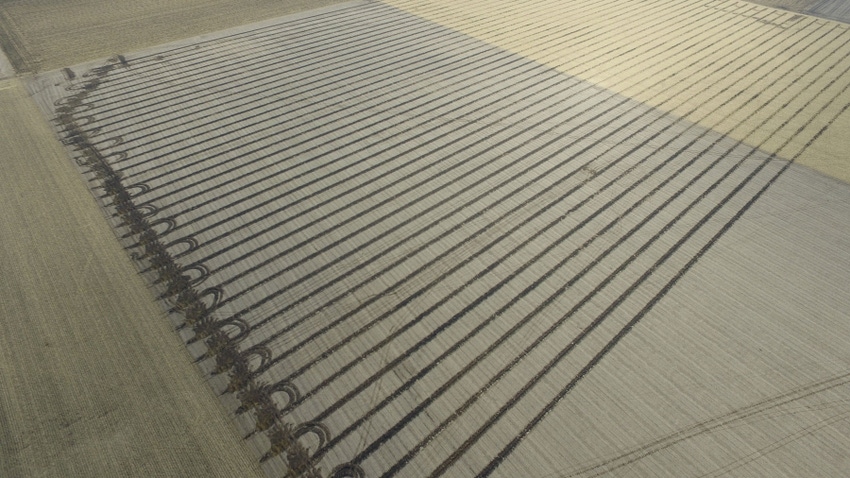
[0, 0, 346, 72]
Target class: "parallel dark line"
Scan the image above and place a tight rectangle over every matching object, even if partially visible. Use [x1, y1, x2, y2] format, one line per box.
[474, 91, 850, 477]
[83, 5, 396, 108]
[357, 28, 850, 468]
[183, 1, 748, 309]
[58, 2, 849, 475]
[113, 32, 496, 179]
[341, 137, 747, 471]
[129, 34, 587, 202]
[437, 155, 769, 478]
[441, 42, 850, 478]
[120, 41, 511, 194]
[207, 84, 629, 314]
[259, 100, 668, 382]
[124, 40, 557, 201]
[96, 0, 720, 237]
[312, 121, 744, 463]
[84, 13, 446, 129]
[308, 22, 836, 465]
[427, 140, 778, 477]
[93, 0, 629, 108]
[367, 138, 742, 476]
[209, 6, 793, 346]
[49, 1, 850, 477]
[167, 64, 589, 264]
[124, 0, 716, 243]
[291, 108, 738, 436]
[107, 0, 684, 185]
[89, 1, 383, 73]
[79, 2, 395, 97]
[87, 0, 642, 129]
[151, 74, 568, 241]
[258, 10, 803, 383]
[101, 0, 640, 94]
[111, 0, 660, 178]
[99, 0, 688, 158]
[312, 17, 840, 470]
[424, 39, 850, 478]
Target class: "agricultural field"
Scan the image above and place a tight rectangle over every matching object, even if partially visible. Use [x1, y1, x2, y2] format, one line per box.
[0, 0, 345, 73]
[3, 0, 850, 477]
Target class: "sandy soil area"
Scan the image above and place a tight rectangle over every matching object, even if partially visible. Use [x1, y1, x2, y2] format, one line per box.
[0, 77, 265, 477]
[385, 0, 850, 184]
[0, 0, 345, 73]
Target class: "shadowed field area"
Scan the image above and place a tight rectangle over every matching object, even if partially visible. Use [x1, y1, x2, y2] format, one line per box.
[744, 0, 850, 23]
